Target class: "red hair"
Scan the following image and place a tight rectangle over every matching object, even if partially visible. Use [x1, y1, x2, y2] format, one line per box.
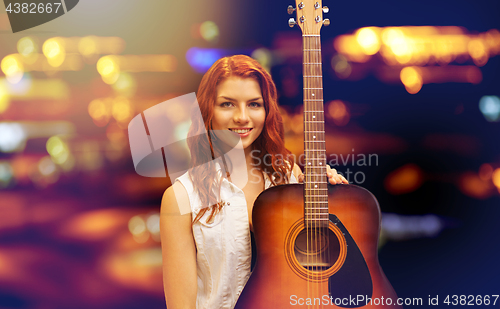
[187, 55, 294, 223]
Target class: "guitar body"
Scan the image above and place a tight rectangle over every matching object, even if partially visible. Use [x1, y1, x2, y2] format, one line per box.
[235, 184, 400, 308]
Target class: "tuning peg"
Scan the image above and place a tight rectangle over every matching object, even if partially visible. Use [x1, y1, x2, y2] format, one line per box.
[322, 6, 329, 13]
[287, 5, 295, 15]
[323, 18, 330, 26]
[288, 18, 297, 27]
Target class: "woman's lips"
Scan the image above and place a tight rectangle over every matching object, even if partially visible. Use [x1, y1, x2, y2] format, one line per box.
[229, 128, 253, 137]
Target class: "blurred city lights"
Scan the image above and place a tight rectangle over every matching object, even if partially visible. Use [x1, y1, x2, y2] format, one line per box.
[146, 214, 160, 234]
[493, 168, 500, 192]
[384, 163, 424, 195]
[327, 100, 350, 126]
[61, 210, 125, 241]
[38, 156, 57, 177]
[97, 56, 120, 84]
[0, 122, 26, 153]
[1, 54, 24, 84]
[128, 215, 150, 243]
[381, 213, 445, 241]
[17, 37, 38, 57]
[251, 48, 272, 72]
[46, 136, 70, 165]
[78, 36, 98, 57]
[334, 26, 500, 93]
[186, 47, 225, 73]
[128, 216, 146, 235]
[0, 82, 10, 113]
[479, 95, 500, 122]
[458, 171, 494, 199]
[111, 97, 133, 123]
[479, 163, 494, 181]
[200, 21, 219, 43]
[0, 161, 14, 188]
[88, 98, 111, 127]
[96, 55, 176, 84]
[400, 66, 423, 94]
[331, 54, 352, 79]
[356, 27, 381, 55]
[112, 73, 137, 97]
[42, 37, 66, 67]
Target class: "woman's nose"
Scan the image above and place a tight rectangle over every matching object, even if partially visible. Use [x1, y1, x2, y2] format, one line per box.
[234, 106, 249, 123]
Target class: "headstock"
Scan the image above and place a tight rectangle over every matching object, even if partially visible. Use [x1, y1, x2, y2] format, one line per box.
[288, 0, 330, 35]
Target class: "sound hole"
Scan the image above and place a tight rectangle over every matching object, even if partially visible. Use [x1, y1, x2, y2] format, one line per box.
[294, 228, 340, 271]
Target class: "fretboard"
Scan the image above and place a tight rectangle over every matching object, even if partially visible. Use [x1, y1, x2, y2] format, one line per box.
[302, 35, 328, 228]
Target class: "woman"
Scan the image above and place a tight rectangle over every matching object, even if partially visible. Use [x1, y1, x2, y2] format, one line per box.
[160, 55, 347, 309]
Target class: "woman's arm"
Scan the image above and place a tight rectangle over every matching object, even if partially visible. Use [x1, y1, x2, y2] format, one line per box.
[160, 182, 197, 309]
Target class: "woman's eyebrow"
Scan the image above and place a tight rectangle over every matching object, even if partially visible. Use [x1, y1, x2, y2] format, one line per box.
[217, 96, 263, 101]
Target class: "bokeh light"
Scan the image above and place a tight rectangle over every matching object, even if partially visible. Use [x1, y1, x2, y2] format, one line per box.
[97, 56, 120, 84]
[251, 48, 272, 72]
[46, 136, 71, 165]
[200, 21, 219, 43]
[327, 100, 350, 126]
[331, 54, 352, 79]
[400, 66, 423, 94]
[0, 82, 10, 113]
[356, 27, 381, 55]
[0, 122, 26, 153]
[88, 98, 111, 126]
[186, 47, 224, 73]
[479, 95, 500, 122]
[17, 37, 38, 57]
[384, 164, 424, 195]
[493, 168, 500, 191]
[42, 37, 66, 67]
[1, 54, 24, 84]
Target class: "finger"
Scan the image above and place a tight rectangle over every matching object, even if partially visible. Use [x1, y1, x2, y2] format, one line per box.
[340, 175, 349, 184]
[298, 173, 304, 183]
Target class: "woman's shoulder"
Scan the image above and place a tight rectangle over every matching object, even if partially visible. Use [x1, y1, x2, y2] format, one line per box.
[161, 181, 191, 216]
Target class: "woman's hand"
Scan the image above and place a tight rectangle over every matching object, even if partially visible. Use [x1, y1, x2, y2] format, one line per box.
[296, 165, 349, 185]
[326, 165, 349, 185]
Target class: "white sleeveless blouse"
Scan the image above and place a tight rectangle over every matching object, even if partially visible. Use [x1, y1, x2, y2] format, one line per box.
[176, 169, 297, 309]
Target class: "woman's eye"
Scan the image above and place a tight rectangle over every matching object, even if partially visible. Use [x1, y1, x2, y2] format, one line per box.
[249, 102, 262, 108]
[220, 102, 232, 107]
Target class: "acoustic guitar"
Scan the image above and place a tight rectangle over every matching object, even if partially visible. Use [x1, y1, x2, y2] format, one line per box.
[235, 1, 401, 308]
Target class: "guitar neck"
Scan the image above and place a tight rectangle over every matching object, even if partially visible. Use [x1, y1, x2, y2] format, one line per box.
[302, 34, 329, 228]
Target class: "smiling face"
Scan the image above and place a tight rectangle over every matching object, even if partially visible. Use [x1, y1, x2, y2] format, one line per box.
[211, 76, 266, 155]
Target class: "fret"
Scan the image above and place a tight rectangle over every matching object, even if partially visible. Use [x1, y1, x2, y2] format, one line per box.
[303, 34, 320, 37]
[303, 110, 324, 113]
[304, 99, 323, 101]
[304, 88, 323, 89]
[304, 197, 329, 200]
[303, 49, 321, 51]
[304, 130, 325, 133]
[304, 120, 324, 123]
[304, 76, 323, 78]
